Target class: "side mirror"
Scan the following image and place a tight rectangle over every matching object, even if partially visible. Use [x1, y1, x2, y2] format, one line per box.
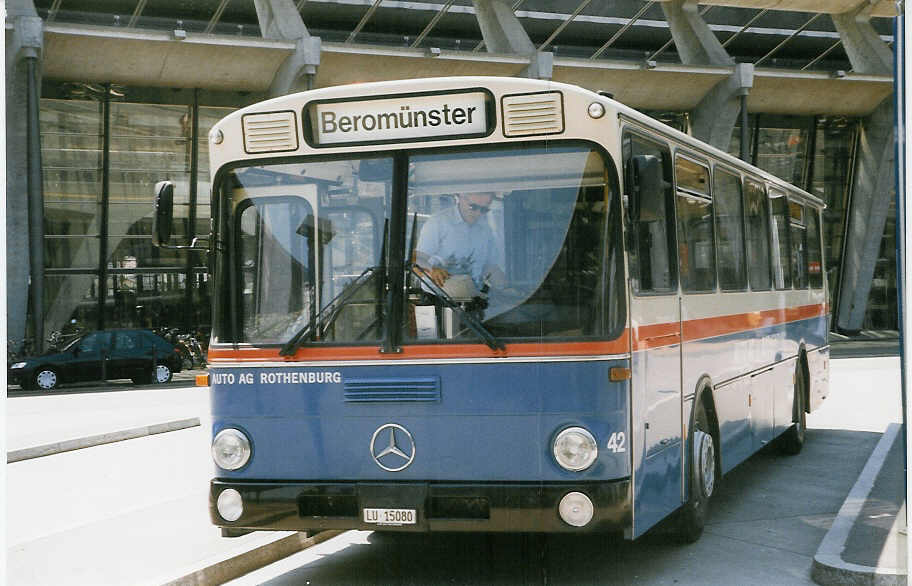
[152, 181, 175, 247]
[631, 155, 666, 222]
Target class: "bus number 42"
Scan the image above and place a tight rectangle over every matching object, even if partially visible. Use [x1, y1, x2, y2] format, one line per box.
[606, 432, 626, 453]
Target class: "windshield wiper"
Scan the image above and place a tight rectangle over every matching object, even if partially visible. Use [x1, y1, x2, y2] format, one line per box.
[279, 266, 382, 356]
[408, 265, 506, 352]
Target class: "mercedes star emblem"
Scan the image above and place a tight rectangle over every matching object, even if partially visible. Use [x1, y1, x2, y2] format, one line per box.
[370, 423, 416, 472]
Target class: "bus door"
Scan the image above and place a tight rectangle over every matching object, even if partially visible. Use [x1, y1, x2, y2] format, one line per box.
[623, 133, 682, 537]
[673, 153, 716, 513]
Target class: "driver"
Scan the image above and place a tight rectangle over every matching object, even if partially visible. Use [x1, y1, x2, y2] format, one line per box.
[415, 192, 505, 294]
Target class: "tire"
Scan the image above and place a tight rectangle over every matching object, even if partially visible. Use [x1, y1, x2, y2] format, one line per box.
[676, 398, 716, 543]
[153, 363, 173, 384]
[34, 367, 60, 391]
[778, 363, 807, 455]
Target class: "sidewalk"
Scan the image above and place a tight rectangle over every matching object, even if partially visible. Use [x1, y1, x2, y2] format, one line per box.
[7, 370, 209, 458]
[7, 376, 329, 585]
[812, 422, 907, 585]
[8, 491, 339, 586]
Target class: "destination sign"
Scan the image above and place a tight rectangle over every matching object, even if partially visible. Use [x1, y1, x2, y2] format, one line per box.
[309, 91, 489, 146]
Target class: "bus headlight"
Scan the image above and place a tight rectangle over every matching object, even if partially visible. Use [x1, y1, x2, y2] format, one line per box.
[552, 427, 598, 471]
[212, 428, 251, 470]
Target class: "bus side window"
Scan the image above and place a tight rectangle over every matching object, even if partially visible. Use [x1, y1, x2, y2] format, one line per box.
[789, 200, 808, 289]
[623, 133, 676, 294]
[744, 179, 772, 290]
[769, 189, 792, 290]
[675, 154, 715, 293]
[713, 167, 746, 291]
[807, 207, 824, 289]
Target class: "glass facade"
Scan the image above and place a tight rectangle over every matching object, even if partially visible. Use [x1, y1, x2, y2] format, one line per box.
[728, 113, 894, 333]
[28, 91, 895, 349]
[38, 92, 235, 345]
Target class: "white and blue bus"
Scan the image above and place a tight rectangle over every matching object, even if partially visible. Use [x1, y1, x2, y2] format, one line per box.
[154, 76, 828, 541]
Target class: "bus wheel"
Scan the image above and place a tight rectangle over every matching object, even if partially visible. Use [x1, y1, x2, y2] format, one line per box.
[778, 364, 806, 455]
[676, 399, 715, 544]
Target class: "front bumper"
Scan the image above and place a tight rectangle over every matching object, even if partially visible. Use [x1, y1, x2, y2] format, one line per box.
[7, 369, 28, 387]
[210, 479, 630, 533]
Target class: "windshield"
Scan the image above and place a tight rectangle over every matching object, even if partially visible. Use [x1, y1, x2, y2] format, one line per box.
[215, 142, 624, 347]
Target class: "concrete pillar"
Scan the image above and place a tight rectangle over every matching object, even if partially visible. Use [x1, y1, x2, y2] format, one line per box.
[472, 0, 551, 80]
[6, 0, 43, 352]
[661, 0, 746, 152]
[660, 0, 733, 67]
[254, 0, 321, 96]
[833, 5, 894, 332]
[831, 3, 892, 76]
[472, 0, 534, 54]
[691, 63, 753, 152]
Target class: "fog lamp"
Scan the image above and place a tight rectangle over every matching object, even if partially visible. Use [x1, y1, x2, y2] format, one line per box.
[559, 492, 594, 527]
[212, 428, 251, 470]
[217, 488, 243, 522]
[553, 427, 598, 471]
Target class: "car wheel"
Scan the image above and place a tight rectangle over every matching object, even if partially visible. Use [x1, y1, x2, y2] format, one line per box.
[153, 363, 173, 384]
[34, 367, 60, 391]
[676, 398, 715, 544]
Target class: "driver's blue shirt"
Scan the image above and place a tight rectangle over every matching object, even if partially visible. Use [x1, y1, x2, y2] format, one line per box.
[416, 205, 496, 288]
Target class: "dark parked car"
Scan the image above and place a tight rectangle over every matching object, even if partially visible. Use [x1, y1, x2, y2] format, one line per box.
[8, 329, 183, 391]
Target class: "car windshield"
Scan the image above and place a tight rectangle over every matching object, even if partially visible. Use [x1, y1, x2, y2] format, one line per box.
[216, 142, 624, 346]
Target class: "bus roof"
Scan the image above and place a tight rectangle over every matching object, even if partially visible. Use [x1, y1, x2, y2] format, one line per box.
[211, 76, 823, 208]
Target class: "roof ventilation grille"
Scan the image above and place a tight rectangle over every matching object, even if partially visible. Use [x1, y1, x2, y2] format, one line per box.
[502, 92, 564, 137]
[242, 111, 299, 153]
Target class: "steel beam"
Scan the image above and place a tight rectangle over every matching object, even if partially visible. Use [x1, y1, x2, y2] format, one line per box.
[411, 0, 455, 49]
[347, 0, 383, 44]
[205, 0, 232, 35]
[592, 2, 657, 61]
[537, 0, 593, 52]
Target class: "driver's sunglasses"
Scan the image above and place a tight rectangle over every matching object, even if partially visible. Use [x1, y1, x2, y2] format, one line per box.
[466, 202, 491, 214]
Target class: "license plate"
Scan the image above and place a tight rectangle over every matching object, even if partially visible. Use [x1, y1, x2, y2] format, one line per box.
[363, 508, 417, 526]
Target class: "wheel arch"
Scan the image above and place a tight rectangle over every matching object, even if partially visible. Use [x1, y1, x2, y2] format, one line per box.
[796, 344, 811, 416]
[690, 376, 721, 480]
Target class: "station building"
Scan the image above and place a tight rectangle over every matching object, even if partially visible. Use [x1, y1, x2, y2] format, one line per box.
[6, 0, 898, 352]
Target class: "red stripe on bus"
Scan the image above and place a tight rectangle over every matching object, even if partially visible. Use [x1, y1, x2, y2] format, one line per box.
[632, 302, 827, 351]
[207, 303, 827, 361]
[207, 337, 632, 362]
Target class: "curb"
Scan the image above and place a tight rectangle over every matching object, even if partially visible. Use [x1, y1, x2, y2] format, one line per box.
[811, 423, 906, 585]
[6, 417, 201, 463]
[159, 530, 343, 586]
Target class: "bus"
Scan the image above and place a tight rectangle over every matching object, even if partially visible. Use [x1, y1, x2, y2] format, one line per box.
[153, 76, 829, 541]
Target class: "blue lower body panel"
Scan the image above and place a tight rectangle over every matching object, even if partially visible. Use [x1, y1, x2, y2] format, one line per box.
[209, 359, 631, 532]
